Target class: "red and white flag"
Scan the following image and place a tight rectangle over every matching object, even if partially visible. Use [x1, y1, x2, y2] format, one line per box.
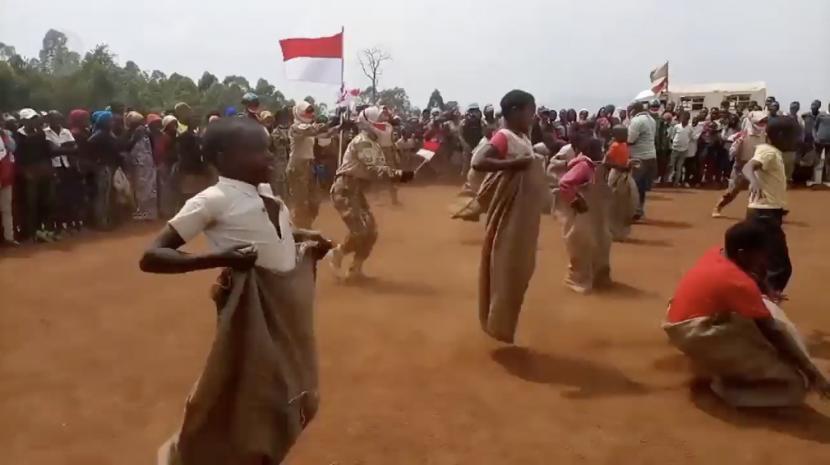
[336, 87, 361, 107]
[416, 139, 441, 161]
[279, 32, 343, 85]
[649, 61, 669, 94]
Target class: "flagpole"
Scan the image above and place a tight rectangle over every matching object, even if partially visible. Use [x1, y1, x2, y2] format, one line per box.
[338, 25, 345, 168]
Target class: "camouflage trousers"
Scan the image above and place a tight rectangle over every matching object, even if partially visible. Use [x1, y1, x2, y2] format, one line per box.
[330, 175, 377, 261]
[381, 146, 399, 203]
[269, 156, 289, 200]
[287, 159, 320, 229]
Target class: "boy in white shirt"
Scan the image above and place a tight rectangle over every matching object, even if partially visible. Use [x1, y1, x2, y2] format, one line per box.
[667, 111, 693, 186]
[140, 117, 332, 465]
[742, 116, 798, 296]
[44, 111, 82, 233]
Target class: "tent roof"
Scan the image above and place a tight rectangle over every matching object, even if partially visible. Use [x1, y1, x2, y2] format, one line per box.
[669, 81, 767, 95]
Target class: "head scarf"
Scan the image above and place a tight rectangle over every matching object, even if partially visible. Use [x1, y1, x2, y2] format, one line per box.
[125, 111, 144, 126]
[293, 101, 315, 124]
[745, 110, 768, 136]
[68, 109, 90, 131]
[162, 115, 179, 131]
[92, 111, 113, 131]
[146, 113, 162, 126]
[360, 106, 382, 124]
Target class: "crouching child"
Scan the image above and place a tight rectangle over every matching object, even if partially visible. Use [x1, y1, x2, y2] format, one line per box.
[663, 221, 830, 407]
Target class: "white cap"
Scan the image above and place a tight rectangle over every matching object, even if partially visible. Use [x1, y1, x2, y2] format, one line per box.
[18, 108, 39, 120]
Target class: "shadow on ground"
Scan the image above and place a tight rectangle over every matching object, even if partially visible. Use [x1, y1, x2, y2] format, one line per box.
[690, 380, 830, 444]
[492, 346, 649, 399]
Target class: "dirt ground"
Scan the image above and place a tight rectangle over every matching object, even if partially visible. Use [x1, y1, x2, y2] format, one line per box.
[2, 186, 830, 465]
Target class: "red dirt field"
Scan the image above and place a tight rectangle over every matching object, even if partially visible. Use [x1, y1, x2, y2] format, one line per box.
[1, 186, 829, 465]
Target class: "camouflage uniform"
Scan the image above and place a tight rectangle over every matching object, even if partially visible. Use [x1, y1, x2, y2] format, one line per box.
[287, 122, 322, 228]
[331, 132, 399, 265]
[376, 124, 400, 204]
[269, 125, 291, 199]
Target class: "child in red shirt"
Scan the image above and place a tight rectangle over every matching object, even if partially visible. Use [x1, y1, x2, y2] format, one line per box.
[664, 221, 830, 407]
[605, 126, 638, 241]
[555, 136, 612, 294]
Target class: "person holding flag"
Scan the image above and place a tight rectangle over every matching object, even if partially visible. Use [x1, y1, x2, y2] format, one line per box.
[287, 100, 338, 228]
[329, 106, 414, 280]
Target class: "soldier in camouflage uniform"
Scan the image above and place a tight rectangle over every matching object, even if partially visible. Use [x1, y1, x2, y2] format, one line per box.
[268, 108, 292, 199]
[329, 106, 414, 280]
[375, 114, 401, 205]
[287, 101, 335, 228]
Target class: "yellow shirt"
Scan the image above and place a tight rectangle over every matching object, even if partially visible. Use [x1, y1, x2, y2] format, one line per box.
[748, 144, 787, 210]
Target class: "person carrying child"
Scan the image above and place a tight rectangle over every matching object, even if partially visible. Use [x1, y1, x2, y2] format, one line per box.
[139, 117, 333, 465]
[604, 125, 638, 241]
[555, 136, 613, 294]
[472, 89, 548, 343]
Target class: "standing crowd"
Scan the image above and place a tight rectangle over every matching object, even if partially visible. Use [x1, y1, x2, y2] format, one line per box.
[3, 86, 829, 464]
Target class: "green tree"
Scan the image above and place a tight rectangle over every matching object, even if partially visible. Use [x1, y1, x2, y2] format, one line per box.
[375, 87, 411, 115]
[38, 29, 80, 76]
[197, 71, 218, 92]
[222, 75, 250, 92]
[0, 30, 340, 119]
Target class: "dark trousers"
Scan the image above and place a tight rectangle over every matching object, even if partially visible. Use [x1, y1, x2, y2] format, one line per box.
[20, 165, 56, 237]
[632, 158, 657, 216]
[746, 208, 791, 293]
[684, 153, 701, 186]
[54, 166, 85, 228]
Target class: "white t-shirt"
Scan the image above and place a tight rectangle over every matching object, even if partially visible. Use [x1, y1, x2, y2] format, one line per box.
[44, 127, 74, 168]
[669, 124, 693, 152]
[168, 177, 297, 272]
[748, 144, 787, 210]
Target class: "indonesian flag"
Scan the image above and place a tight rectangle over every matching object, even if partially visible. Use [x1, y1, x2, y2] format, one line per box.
[416, 139, 441, 161]
[279, 32, 343, 85]
[336, 87, 361, 107]
[649, 61, 669, 94]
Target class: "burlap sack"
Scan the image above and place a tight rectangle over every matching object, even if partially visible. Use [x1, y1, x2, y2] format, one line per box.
[554, 172, 612, 292]
[478, 156, 547, 343]
[663, 303, 809, 407]
[159, 248, 320, 465]
[606, 167, 638, 241]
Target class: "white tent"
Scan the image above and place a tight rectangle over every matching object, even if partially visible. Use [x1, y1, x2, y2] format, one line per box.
[633, 89, 655, 102]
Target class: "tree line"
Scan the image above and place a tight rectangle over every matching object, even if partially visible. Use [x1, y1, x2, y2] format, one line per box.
[1, 29, 452, 119]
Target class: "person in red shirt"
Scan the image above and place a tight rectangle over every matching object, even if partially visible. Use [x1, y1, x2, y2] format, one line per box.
[605, 126, 638, 241]
[555, 136, 612, 294]
[663, 220, 830, 407]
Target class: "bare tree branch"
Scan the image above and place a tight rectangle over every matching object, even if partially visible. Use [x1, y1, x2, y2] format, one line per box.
[358, 47, 392, 103]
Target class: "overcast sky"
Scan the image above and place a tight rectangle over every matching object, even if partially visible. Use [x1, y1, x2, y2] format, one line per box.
[2, 0, 829, 111]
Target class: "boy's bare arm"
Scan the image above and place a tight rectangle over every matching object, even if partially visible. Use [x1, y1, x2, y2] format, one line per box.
[139, 225, 256, 274]
[755, 318, 830, 398]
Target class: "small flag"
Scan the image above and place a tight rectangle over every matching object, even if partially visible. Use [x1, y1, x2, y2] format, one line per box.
[336, 87, 361, 109]
[649, 61, 669, 94]
[279, 32, 343, 85]
[416, 139, 441, 161]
